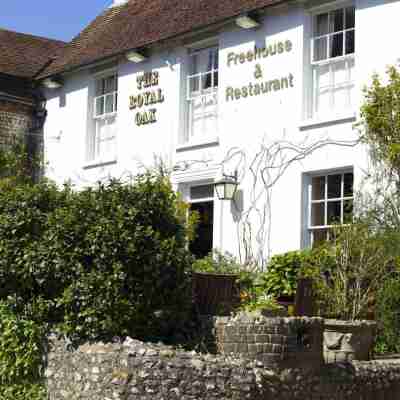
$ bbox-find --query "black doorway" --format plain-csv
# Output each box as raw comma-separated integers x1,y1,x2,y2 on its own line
189,201,214,259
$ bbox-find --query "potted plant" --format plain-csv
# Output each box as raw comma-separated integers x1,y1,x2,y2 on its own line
318,221,389,363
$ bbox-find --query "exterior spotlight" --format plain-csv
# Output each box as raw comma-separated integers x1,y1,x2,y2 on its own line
126,50,147,63
236,14,260,29
214,172,239,201
42,77,63,89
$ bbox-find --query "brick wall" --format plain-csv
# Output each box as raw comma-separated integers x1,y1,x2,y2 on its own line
216,315,324,370
0,99,34,146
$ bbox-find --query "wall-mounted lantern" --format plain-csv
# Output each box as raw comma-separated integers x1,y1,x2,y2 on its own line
126,49,147,63
42,77,63,89
214,173,239,201
235,14,260,30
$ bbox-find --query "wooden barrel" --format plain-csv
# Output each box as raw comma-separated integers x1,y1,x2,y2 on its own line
294,278,315,316
192,272,240,315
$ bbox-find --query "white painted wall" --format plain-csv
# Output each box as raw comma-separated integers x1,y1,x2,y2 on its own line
43,0,400,262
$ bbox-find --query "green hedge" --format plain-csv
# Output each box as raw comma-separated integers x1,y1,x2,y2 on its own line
375,273,400,354
0,174,193,342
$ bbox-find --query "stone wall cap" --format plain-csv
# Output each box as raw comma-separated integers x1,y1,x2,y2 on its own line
324,319,377,328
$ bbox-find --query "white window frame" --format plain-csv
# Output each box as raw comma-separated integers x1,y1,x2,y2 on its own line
306,169,354,246
185,46,219,145
309,3,355,120
86,71,118,165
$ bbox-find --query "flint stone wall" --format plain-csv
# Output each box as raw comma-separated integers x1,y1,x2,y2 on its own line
46,335,400,400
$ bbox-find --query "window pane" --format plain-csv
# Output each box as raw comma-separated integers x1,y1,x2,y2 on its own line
330,32,343,58
105,93,115,114
312,202,325,226
95,96,105,116
332,59,347,86
188,75,200,94
191,54,198,75
344,173,354,197
315,13,329,36
327,201,341,224
332,86,348,110
343,199,353,223
345,30,355,55
330,9,344,33
345,7,355,29
95,80,104,96
203,71,213,90
312,176,325,200
314,37,327,61
214,70,219,88
95,116,116,159
316,63,330,88
213,48,219,70
104,76,116,94
328,174,342,198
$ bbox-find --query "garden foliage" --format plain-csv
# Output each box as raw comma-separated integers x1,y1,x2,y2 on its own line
0,173,193,342
0,301,46,399
262,249,333,298
375,272,400,354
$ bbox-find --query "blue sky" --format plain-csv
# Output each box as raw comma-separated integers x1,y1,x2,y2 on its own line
0,0,112,42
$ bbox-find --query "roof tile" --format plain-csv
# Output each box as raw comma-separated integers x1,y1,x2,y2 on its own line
40,0,285,78
0,29,66,79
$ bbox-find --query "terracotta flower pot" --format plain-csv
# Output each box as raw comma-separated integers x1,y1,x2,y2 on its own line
323,319,377,363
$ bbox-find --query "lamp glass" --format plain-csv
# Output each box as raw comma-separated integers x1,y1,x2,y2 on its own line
126,51,146,63
236,15,260,29
225,181,237,199
215,182,226,200
214,178,238,200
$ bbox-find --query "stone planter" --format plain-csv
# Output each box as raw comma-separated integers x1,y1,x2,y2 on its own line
323,319,377,363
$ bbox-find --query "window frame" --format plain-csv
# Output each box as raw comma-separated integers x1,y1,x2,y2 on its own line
93,73,118,119
306,168,354,246
308,2,355,120
86,70,119,165
184,45,219,145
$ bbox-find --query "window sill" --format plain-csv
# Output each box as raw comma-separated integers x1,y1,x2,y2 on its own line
83,158,117,170
299,113,356,131
176,137,219,152
93,112,117,121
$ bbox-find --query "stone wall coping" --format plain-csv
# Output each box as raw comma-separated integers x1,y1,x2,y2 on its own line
324,319,377,328
217,313,324,325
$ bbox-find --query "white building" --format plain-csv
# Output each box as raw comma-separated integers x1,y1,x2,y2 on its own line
39,0,400,264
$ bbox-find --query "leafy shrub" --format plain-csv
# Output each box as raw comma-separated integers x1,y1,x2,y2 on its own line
0,301,46,400
375,273,400,354
0,174,193,342
0,301,44,384
262,248,333,298
239,294,285,314
0,384,46,400
192,250,241,274
318,222,390,321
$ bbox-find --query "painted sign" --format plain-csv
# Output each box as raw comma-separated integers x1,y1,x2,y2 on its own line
225,40,295,102
129,71,165,126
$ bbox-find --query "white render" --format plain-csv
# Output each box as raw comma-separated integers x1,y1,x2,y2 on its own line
42,0,400,264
